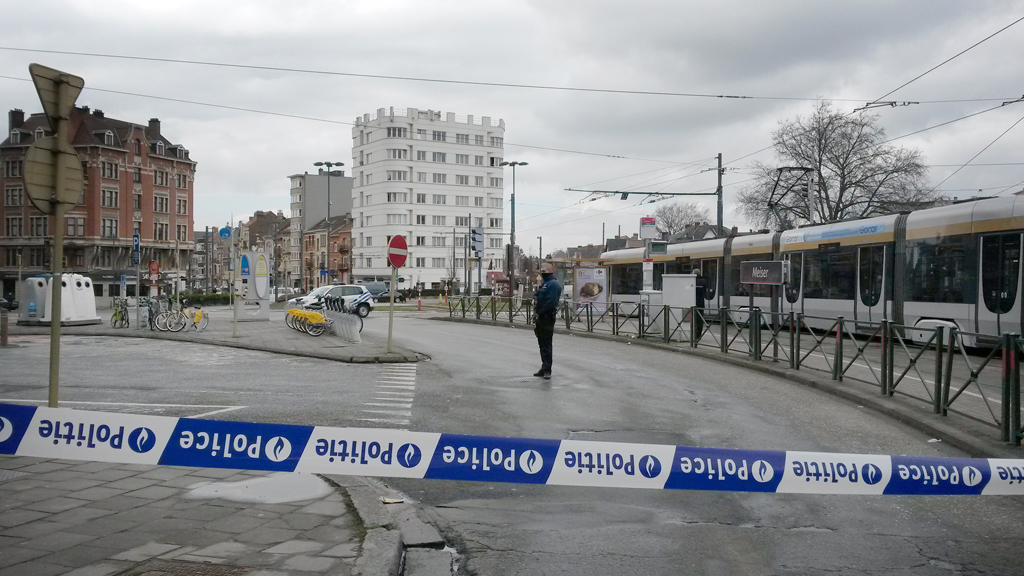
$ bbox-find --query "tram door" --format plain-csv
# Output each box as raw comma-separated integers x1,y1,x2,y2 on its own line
857,245,886,326
781,252,802,317
699,259,720,310
978,233,1022,337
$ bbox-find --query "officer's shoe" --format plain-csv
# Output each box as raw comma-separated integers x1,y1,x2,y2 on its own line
534,369,547,377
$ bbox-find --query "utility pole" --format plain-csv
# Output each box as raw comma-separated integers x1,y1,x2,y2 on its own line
716,153,724,235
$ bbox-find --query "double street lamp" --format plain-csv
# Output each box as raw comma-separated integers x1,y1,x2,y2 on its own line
499,160,527,295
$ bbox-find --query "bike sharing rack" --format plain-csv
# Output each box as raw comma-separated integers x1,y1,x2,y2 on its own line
236,250,270,322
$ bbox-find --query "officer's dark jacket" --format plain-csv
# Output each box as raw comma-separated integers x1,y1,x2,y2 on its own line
533,273,562,320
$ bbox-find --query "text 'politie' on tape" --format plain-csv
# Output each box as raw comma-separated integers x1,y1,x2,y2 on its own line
2,403,1023,496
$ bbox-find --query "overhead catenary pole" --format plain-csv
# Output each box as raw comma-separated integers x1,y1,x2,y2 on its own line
716,153,724,234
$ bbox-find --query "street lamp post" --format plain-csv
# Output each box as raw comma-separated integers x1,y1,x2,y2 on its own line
499,160,527,296
314,161,343,283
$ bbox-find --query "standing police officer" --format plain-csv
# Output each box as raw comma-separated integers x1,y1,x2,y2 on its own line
533,263,562,379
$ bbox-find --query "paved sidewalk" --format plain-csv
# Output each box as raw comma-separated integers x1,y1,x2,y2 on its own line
0,456,368,576
7,306,425,364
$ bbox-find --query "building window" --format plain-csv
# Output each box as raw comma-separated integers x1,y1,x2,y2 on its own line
134,221,140,236
104,131,114,146
133,167,141,183
101,161,118,179
366,257,373,267
474,155,484,166
432,152,446,163
177,224,188,241
417,129,427,140
387,148,407,159
490,218,502,228
416,193,427,204
101,218,118,238
433,174,447,184
4,159,23,178
490,177,503,188
432,131,446,142
365,236,373,247
455,236,466,248
365,153,372,163
365,173,373,185
154,196,169,213
475,135,484,146
134,140,141,155
416,215,426,225
386,127,407,138
456,154,469,164
416,236,427,246
416,150,427,162
29,247,46,267
177,198,188,215
417,172,427,182
387,192,408,203
475,217,484,227
432,194,446,204
490,137,503,147
490,237,502,248
154,222,168,241
491,157,504,166
456,175,469,186
491,197,503,208
432,215,446,226
101,189,118,208
365,215,372,226
386,214,408,225
134,193,142,210
455,258,465,268
456,134,469,144
176,148,185,160
155,171,169,187
432,236,446,247
4,186,23,206
5,217,23,237
386,170,407,181
474,196,484,206
455,216,470,227
415,257,426,267
9,130,20,144
456,196,469,206
432,257,445,268
176,173,188,188
66,217,83,237
156,141,165,155
30,216,47,237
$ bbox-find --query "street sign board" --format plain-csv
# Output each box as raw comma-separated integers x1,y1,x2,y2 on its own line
219,227,231,239
640,216,658,240
740,260,789,285
23,137,83,214
387,235,408,268
149,260,159,277
132,252,140,265
29,64,84,132
133,233,140,253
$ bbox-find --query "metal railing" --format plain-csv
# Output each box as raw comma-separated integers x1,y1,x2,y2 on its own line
446,296,1023,446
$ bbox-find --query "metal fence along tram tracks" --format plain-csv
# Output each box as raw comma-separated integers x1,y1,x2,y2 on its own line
447,296,1024,448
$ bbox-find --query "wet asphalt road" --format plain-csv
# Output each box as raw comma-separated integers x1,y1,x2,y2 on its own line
3,314,1023,575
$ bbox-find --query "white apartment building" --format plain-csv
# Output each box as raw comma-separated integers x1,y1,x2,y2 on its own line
351,107,506,291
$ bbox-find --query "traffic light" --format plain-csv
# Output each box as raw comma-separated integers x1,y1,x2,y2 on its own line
470,226,484,255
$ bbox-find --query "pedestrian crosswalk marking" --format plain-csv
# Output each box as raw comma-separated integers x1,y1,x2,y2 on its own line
360,364,418,428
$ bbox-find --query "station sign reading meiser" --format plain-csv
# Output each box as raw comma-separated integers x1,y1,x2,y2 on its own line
740,260,789,285
3,402,1024,496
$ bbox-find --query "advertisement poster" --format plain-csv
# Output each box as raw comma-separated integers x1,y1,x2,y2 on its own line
575,267,608,313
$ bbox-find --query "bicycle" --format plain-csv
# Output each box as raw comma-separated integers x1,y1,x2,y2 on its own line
109,297,130,328
179,301,209,332
154,295,180,331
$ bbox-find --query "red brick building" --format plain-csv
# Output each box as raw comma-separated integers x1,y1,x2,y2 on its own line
1,107,195,302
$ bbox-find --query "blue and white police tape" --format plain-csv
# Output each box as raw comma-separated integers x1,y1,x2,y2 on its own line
2,402,1023,496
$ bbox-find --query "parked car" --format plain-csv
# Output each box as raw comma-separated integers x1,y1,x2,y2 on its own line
289,284,375,317
0,296,16,311
357,281,389,297
375,290,406,304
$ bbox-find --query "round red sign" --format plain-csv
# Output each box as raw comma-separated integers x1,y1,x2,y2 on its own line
387,235,408,268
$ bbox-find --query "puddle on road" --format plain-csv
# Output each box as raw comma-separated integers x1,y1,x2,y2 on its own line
183,472,334,503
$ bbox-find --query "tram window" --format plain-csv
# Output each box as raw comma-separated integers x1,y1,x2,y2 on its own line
611,263,643,295
731,255,772,298
803,246,855,300
981,233,1020,314
700,259,717,300
784,253,802,304
905,235,975,304
859,245,884,307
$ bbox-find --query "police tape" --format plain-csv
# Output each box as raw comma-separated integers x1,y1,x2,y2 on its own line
2,402,1023,496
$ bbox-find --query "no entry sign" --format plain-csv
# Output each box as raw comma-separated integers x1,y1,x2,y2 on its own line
388,235,408,268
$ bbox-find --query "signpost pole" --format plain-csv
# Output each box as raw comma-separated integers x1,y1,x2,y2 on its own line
388,265,397,354
134,233,141,330
385,235,408,354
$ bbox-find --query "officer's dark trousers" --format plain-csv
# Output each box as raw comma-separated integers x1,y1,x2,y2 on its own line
534,318,555,373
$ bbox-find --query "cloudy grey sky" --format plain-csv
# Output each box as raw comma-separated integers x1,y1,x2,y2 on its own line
3,1,1023,255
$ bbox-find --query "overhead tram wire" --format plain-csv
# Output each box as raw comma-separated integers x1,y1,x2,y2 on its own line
928,113,1024,194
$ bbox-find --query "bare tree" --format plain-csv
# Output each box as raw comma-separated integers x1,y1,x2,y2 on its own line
654,201,711,236
737,101,936,229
